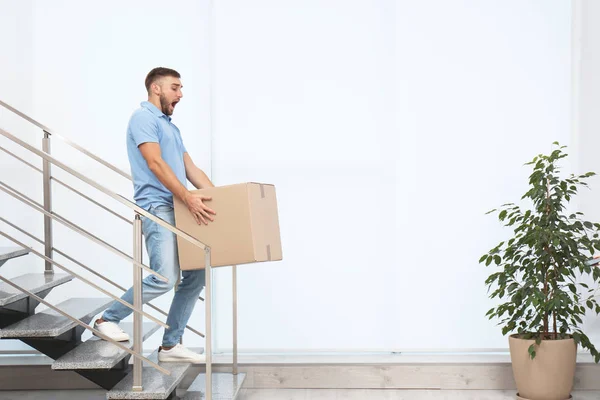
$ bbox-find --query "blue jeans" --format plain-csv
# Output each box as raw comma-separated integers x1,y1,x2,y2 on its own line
102,205,205,347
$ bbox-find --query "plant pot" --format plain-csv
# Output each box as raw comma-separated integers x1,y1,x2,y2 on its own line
509,334,577,400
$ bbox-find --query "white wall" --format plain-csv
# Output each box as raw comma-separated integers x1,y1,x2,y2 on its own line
212,0,573,352
0,0,37,251
573,0,600,342
0,0,44,352
391,0,573,350
0,0,212,351
0,0,579,354
576,0,600,216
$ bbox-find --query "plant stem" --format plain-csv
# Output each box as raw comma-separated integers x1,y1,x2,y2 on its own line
543,269,549,335
553,266,558,336
544,177,551,337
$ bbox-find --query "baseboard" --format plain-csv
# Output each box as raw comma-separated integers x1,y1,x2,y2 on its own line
193,364,600,390
2,354,600,391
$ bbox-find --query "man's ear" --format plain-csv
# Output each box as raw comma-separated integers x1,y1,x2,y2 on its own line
151,81,161,95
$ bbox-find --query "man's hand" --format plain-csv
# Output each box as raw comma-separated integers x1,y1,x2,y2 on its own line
184,193,216,225
137,144,216,225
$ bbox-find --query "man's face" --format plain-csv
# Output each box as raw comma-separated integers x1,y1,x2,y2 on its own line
155,76,183,116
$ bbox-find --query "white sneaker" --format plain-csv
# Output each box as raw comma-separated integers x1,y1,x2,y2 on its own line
158,344,205,363
93,320,130,342
96,341,123,359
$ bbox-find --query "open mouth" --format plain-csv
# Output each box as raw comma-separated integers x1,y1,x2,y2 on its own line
171,101,178,109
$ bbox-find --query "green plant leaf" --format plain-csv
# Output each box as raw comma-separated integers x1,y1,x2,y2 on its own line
528,344,536,360
568,284,577,294
481,143,600,363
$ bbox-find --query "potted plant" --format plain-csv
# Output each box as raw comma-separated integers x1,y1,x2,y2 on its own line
481,143,600,400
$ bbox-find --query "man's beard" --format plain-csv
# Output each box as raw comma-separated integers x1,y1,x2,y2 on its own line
159,94,173,116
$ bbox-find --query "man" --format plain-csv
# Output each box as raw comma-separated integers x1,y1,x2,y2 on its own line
93,67,215,363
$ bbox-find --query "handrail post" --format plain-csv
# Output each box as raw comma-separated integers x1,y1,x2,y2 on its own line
176,276,183,345
233,264,238,375
42,130,53,275
205,247,213,400
133,214,143,391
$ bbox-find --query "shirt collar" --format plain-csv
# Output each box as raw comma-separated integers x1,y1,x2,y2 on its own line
141,101,171,121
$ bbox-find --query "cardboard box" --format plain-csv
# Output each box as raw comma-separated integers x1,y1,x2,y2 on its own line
174,182,283,270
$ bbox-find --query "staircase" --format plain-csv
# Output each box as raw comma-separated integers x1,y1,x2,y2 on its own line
0,99,245,399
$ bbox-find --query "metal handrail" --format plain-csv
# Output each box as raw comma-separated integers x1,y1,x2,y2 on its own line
0,127,208,251
51,177,133,225
0,182,168,282
0,145,132,225
0,274,170,375
0,147,43,173
0,216,206,339
1,147,132,239
0,229,168,330
0,187,193,379
52,247,206,338
1,217,44,245
0,100,218,395
0,181,43,208
0,148,209,326
0,99,132,180
0,100,53,135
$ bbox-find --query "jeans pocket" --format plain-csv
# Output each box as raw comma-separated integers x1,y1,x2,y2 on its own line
151,204,176,226
154,204,174,213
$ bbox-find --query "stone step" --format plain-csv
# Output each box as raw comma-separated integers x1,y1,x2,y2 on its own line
107,350,193,399
53,322,161,370
0,247,29,267
0,297,111,338
0,273,72,307
183,373,246,400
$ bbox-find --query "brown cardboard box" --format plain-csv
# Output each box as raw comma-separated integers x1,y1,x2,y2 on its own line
174,182,283,270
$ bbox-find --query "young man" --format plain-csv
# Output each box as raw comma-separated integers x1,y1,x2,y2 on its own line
94,67,215,363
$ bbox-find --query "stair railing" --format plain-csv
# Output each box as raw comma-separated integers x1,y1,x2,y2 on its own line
0,99,237,398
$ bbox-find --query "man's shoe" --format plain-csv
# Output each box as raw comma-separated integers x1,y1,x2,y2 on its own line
158,344,205,363
93,320,130,342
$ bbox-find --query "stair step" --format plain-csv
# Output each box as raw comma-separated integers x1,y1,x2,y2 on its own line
53,322,161,370
107,350,192,399
183,373,246,400
0,273,72,307
0,297,111,338
0,247,29,265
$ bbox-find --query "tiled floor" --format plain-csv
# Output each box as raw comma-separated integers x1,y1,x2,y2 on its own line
1,390,600,400
235,390,600,400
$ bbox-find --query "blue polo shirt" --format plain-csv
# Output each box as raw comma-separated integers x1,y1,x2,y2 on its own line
126,101,188,210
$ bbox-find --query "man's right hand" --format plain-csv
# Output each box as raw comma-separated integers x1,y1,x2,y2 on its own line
184,192,216,225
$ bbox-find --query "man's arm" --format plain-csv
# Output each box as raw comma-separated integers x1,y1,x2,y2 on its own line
138,143,215,225
184,153,215,189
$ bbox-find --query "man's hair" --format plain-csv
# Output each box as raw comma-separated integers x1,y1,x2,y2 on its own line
145,67,181,92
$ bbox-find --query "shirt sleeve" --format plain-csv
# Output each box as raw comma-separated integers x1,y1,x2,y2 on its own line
181,138,188,154
129,111,159,147
174,125,187,154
